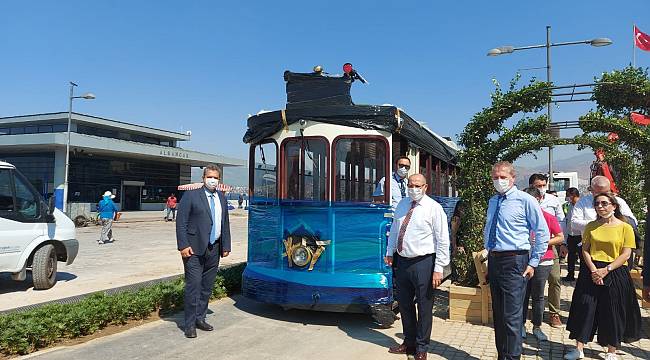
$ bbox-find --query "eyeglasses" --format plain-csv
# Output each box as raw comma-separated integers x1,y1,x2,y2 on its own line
408,184,425,188
595,201,611,208
398,164,411,170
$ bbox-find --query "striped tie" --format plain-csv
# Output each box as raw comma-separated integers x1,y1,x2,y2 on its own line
397,201,417,252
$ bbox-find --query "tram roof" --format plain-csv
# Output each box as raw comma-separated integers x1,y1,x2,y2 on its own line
243,71,458,164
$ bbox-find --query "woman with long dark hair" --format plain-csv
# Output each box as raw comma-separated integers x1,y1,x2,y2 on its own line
564,192,641,360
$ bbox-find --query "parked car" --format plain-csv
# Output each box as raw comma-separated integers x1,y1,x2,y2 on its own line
0,161,78,290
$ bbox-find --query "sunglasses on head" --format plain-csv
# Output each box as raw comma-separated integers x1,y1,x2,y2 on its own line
595,201,611,208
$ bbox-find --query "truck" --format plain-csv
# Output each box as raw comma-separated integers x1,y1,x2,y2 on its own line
550,171,579,200
0,161,78,289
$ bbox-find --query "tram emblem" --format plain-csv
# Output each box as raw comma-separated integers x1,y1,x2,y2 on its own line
282,222,330,271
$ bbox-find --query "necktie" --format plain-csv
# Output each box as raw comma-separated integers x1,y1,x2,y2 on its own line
209,194,217,245
487,195,505,250
399,180,406,197
397,201,417,252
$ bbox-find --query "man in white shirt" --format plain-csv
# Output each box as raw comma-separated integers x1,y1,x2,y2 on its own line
570,176,637,235
562,187,582,281
528,173,566,328
384,174,450,360
373,156,411,210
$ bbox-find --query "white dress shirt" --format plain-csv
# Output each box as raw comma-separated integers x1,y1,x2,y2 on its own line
204,188,222,241
540,193,565,234
565,203,581,236
570,193,637,235
373,172,407,210
386,195,450,273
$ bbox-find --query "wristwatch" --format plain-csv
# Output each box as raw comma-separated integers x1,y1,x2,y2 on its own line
606,265,613,272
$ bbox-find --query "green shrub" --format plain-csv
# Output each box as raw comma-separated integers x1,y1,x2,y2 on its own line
0,263,245,355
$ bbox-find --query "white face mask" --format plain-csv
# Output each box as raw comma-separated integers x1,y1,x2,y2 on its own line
493,179,511,194
205,178,219,190
397,166,409,178
408,187,424,202
601,211,614,219
539,185,548,193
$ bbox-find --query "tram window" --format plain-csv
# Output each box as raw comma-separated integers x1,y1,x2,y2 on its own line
250,142,278,200
282,137,328,201
334,137,387,203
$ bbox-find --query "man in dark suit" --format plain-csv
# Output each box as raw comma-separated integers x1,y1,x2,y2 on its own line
176,165,231,338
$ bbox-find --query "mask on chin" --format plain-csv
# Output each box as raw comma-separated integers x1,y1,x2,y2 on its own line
205,178,219,190
493,179,511,194
601,211,614,219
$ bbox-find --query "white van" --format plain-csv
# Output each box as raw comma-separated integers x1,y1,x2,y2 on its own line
0,161,78,289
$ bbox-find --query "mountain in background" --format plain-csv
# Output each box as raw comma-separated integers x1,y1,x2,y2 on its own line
514,152,594,188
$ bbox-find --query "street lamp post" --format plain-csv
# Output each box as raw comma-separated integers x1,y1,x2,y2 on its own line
62,82,95,213
488,26,612,190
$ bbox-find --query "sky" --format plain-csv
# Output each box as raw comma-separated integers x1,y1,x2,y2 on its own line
1,0,649,170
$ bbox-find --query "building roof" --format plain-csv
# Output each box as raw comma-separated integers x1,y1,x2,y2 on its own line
0,112,190,141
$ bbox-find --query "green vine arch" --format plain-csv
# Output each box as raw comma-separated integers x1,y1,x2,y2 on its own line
454,66,650,286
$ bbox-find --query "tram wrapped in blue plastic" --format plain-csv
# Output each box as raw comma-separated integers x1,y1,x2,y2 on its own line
242,65,459,326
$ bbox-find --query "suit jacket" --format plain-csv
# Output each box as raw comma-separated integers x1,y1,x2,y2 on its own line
176,187,231,257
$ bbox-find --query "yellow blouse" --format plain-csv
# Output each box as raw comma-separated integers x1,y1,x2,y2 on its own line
583,221,636,263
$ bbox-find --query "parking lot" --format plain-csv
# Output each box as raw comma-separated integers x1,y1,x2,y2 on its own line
0,212,248,311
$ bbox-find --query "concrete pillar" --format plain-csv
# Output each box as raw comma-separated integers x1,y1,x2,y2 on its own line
53,148,66,210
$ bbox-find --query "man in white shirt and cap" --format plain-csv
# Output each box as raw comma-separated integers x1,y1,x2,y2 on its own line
384,174,450,360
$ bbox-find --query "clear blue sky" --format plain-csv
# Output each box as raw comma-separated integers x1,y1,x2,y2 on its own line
1,1,648,167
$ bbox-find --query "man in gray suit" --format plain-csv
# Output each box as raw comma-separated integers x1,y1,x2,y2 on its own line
176,165,231,338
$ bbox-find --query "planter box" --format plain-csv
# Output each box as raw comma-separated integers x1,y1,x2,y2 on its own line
449,284,493,325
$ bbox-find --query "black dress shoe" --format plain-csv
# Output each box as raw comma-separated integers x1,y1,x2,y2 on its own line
195,320,214,331
388,343,415,355
184,327,197,338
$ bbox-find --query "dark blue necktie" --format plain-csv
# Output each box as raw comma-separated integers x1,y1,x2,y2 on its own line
209,194,216,245
487,195,505,250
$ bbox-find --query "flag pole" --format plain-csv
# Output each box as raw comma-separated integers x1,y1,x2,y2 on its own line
633,23,636,68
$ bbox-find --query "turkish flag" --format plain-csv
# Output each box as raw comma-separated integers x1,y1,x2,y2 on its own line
635,26,650,51
631,112,650,126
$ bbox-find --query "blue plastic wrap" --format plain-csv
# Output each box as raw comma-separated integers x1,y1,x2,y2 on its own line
243,196,458,312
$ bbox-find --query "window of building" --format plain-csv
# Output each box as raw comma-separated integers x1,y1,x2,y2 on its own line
0,128,9,135
250,141,277,202
0,169,14,212
282,137,328,201
24,126,38,134
334,137,387,203
10,127,24,135
38,125,54,133
0,153,55,199
52,124,67,132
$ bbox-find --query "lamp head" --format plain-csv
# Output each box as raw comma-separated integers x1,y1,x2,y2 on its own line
81,93,96,100
487,46,514,56
589,38,613,47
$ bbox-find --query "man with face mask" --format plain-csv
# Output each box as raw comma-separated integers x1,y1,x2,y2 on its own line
373,156,411,209
485,161,549,360
384,174,449,360
176,165,231,338
528,173,566,328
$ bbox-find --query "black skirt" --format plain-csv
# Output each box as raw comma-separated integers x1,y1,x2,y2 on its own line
566,261,642,347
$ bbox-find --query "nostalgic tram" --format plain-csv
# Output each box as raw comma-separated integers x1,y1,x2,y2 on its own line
242,65,459,326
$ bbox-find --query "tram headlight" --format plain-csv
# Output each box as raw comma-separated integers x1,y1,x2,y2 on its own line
291,245,312,267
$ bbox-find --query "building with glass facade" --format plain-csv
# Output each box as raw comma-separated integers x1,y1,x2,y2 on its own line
0,112,245,211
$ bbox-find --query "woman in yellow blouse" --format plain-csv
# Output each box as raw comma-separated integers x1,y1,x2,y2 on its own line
565,193,641,360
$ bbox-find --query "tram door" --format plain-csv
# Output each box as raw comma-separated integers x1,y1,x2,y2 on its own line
248,142,279,268
332,137,392,274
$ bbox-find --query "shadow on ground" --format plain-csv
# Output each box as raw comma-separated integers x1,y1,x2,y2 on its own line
0,272,77,294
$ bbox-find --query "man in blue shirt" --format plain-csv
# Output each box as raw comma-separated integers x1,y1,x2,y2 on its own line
485,161,549,360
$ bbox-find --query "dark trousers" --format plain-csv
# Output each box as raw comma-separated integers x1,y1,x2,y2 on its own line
183,242,220,330
523,264,552,326
489,252,529,360
566,235,582,279
395,253,435,354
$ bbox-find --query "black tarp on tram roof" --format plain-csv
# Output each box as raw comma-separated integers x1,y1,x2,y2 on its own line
243,71,457,164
